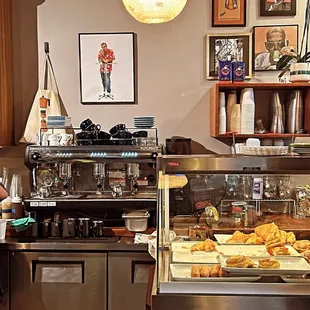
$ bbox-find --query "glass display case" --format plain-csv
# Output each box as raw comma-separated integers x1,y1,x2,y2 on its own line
153,155,310,310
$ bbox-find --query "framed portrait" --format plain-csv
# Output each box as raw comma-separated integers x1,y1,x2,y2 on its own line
253,25,298,71
78,32,136,105
212,0,246,27
260,0,296,16
206,33,252,80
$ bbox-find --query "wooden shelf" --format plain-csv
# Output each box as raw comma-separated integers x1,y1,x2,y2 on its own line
216,133,310,141
210,83,310,146
216,82,310,90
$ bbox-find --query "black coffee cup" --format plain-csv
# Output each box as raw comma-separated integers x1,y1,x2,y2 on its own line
87,124,101,131
80,118,93,131
109,124,126,135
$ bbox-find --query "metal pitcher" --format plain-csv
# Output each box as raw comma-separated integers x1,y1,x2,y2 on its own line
286,90,304,134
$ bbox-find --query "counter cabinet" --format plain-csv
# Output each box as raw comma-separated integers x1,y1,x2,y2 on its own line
153,154,310,310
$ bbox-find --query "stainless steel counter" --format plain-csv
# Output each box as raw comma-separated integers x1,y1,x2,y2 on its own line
0,238,148,251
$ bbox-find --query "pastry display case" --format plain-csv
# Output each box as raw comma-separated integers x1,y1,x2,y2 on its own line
153,155,310,310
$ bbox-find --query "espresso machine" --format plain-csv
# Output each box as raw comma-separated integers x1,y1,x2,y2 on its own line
24,144,162,211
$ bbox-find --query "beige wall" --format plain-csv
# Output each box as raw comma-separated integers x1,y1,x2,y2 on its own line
0,0,307,186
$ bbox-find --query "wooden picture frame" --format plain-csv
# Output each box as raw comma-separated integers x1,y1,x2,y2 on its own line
212,0,246,27
253,24,299,71
260,0,296,16
79,32,137,105
206,33,252,80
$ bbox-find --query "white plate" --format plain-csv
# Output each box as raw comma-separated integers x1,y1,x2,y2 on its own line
170,264,262,282
216,245,269,257
214,234,236,244
171,241,218,252
280,275,310,283
220,256,310,275
172,252,219,264
216,245,301,257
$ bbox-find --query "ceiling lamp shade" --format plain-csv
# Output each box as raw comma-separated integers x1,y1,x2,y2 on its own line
122,0,187,24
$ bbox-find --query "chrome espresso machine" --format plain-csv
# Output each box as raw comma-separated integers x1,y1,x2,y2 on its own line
24,144,161,212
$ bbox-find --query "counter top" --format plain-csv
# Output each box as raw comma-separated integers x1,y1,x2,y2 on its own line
0,237,149,252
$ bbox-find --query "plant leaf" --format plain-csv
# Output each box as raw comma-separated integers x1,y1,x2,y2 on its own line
276,55,296,70
278,64,291,78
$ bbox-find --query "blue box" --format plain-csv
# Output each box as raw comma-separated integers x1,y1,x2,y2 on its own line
233,62,246,82
218,61,232,82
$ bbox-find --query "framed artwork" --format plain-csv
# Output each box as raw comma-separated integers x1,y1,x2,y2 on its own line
78,32,136,105
206,33,252,80
253,25,298,71
212,0,246,27
260,0,296,16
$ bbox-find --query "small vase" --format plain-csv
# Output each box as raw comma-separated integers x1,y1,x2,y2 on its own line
290,63,310,83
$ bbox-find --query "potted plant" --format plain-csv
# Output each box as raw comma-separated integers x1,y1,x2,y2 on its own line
277,0,310,82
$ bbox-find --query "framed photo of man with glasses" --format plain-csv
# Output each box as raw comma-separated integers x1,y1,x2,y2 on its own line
253,25,298,71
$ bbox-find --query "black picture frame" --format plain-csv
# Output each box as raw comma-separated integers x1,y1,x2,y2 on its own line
212,0,247,27
260,0,296,16
206,32,252,80
253,24,299,72
78,32,137,105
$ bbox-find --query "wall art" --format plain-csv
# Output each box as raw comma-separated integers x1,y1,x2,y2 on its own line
79,32,136,105
206,33,252,79
212,0,246,27
253,24,298,71
260,0,296,16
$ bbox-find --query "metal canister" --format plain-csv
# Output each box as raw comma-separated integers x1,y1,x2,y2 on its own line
92,221,104,237
244,205,257,227
63,218,76,238
77,218,90,238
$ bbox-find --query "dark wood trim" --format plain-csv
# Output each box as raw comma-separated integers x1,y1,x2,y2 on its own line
0,0,14,146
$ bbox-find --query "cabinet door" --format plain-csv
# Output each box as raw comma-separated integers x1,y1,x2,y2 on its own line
10,252,107,310
108,252,154,310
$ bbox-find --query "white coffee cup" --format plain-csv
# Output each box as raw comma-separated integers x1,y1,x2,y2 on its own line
48,134,61,146
59,133,73,146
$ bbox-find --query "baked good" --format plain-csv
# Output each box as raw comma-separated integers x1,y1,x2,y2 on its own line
301,250,310,263
203,239,216,252
258,258,280,269
286,232,296,244
191,265,201,277
255,222,278,240
226,256,254,268
265,231,283,250
190,242,205,252
226,231,250,244
210,264,221,277
219,267,229,277
279,230,287,245
200,265,210,277
293,240,310,253
272,246,290,256
245,233,264,245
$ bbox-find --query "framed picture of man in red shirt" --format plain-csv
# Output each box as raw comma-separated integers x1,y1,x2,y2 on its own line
79,32,136,104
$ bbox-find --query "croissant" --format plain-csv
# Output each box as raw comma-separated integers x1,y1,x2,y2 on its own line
258,258,280,269
203,239,216,252
279,230,287,245
255,222,278,240
226,256,254,268
226,231,249,243
190,242,205,252
286,232,296,244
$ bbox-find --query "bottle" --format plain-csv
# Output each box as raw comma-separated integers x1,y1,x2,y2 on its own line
1,197,12,219
12,197,23,219
219,92,226,134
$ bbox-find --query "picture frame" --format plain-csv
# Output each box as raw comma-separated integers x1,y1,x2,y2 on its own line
260,0,296,16
212,0,246,27
206,33,252,80
253,24,298,71
78,32,137,105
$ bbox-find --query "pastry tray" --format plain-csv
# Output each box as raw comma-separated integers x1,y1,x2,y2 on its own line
171,241,217,252
216,245,300,257
220,256,310,275
280,275,310,283
170,264,262,282
214,234,241,244
172,251,219,264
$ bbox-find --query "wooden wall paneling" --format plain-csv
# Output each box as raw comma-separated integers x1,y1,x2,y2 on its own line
0,0,14,146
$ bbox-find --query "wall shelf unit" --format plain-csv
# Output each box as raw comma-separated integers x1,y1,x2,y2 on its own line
210,82,310,145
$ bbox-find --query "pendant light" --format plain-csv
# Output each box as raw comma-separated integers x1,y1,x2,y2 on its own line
122,0,187,24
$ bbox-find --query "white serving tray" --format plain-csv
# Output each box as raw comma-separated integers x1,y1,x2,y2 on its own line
281,275,310,283
172,251,219,264
220,256,310,276
171,241,217,252
214,234,238,244
216,245,300,257
170,264,261,282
